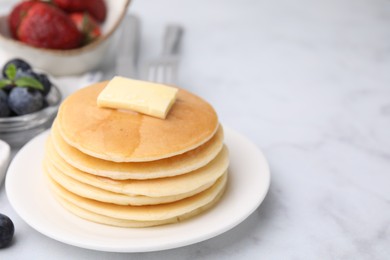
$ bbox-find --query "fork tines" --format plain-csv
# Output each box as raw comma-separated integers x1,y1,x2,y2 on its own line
147,59,178,84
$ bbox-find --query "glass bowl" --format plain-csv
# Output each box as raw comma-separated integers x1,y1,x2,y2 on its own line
0,85,61,148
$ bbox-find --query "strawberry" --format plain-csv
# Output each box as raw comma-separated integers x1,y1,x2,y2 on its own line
53,0,107,23
85,0,107,23
69,12,101,45
8,1,38,39
51,0,85,13
17,3,82,49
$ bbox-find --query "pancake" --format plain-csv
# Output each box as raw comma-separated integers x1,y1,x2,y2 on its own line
44,161,222,205
46,171,227,222
51,120,224,180
54,182,226,228
46,137,229,197
57,82,219,162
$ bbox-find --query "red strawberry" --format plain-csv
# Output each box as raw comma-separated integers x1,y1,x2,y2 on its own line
17,3,82,49
53,0,107,23
69,12,101,45
85,0,107,23
8,1,38,39
51,0,85,12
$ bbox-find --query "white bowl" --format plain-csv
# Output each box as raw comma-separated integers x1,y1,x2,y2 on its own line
0,0,131,76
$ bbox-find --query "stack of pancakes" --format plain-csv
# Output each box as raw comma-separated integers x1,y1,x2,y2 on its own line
43,82,229,227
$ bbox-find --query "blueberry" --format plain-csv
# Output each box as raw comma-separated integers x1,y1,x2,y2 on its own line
0,90,10,117
15,71,51,96
42,98,49,109
2,59,31,79
8,87,43,115
35,73,52,96
9,59,32,71
0,213,14,248
0,83,15,94
15,70,38,81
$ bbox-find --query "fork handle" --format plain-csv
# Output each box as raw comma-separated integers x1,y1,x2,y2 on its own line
162,25,184,56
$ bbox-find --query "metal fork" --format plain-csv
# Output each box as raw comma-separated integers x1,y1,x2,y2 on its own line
146,25,183,84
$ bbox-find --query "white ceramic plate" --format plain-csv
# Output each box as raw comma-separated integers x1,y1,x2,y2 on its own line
5,126,270,252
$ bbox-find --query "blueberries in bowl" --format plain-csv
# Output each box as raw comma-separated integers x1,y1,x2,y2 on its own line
15,70,52,97
0,58,54,117
0,213,14,248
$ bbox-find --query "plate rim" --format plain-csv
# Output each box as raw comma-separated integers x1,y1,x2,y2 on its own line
5,125,270,252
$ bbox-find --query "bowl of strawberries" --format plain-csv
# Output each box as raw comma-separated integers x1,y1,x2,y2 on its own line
0,0,131,76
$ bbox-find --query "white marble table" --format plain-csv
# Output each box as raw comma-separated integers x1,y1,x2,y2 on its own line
1,0,390,259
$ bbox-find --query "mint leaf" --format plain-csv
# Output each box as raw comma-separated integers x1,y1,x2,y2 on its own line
0,79,12,88
5,64,17,80
15,77,44,91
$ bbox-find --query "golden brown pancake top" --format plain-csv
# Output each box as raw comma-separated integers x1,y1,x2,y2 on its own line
57,82,219,162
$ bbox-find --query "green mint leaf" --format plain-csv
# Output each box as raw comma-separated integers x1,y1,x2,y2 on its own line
5,64,17,80
15,77,44,91
0,79,12,88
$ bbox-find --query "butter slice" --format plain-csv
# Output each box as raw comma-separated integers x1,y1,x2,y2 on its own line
97,76,178,119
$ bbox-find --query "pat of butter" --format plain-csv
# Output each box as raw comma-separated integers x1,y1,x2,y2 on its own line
97,76,178,119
